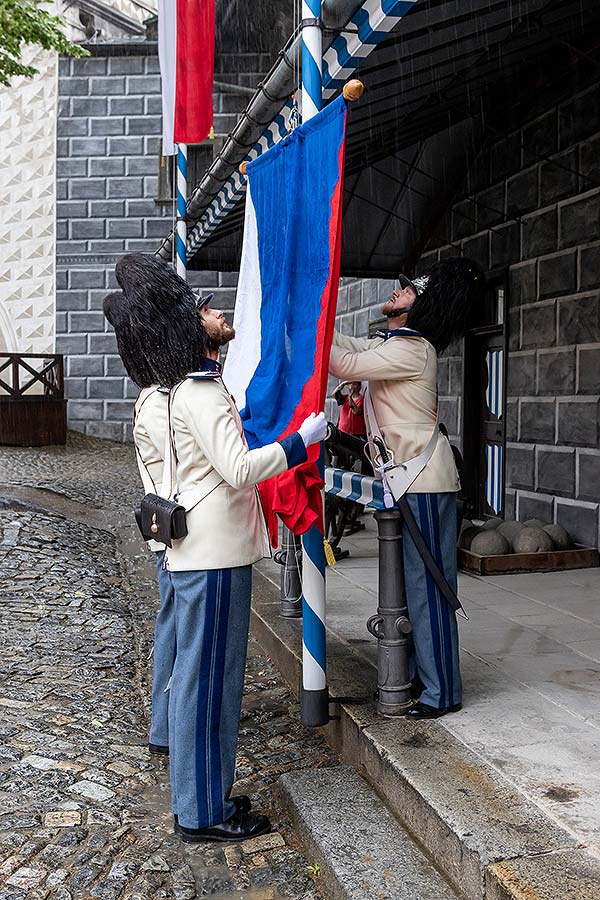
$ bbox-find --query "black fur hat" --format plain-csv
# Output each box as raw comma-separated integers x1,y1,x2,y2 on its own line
405,257,485,354
103,253,207,388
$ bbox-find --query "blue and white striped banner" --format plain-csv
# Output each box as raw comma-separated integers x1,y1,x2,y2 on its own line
176,143,187,278
185,0,418,258
324,467,387,509
485,348,504,514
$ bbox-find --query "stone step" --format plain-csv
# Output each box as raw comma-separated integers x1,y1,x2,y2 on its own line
279,765,462,900
252,564,600,900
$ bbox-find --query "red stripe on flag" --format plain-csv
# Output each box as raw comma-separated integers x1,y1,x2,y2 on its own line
174,0,215,144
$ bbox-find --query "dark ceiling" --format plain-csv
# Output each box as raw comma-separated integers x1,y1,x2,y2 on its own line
189,0,600,276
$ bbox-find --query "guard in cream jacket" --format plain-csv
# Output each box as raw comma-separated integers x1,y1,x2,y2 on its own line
132,385,175,755
329,258,484,720
164,364,297,571
164,359,326,841
330,329,460,494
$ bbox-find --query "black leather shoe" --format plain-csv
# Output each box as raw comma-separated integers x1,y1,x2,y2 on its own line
174,796,251,833
229,794,252,813
178,809,270,843
148,742,169,756
406,701,462,719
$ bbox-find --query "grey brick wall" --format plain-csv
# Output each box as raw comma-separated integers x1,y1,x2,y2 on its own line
56,47,259,441
412,79,600,546
331,80,600,545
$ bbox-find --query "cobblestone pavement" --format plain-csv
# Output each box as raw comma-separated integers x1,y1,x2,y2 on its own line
0,435,335,899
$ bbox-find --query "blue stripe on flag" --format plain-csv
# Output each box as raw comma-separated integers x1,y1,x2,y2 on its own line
239,95,347,447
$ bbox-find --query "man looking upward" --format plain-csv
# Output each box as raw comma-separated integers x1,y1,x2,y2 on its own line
329,260,483,719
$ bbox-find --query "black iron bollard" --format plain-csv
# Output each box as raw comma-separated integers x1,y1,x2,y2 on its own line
279,525,303,618
367,508,412,716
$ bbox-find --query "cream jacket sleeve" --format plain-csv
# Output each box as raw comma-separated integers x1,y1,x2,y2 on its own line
179,381,294,490
330,335,428,382
332,329,375,353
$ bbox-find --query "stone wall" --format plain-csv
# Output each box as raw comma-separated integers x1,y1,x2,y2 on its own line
56,46,257,440
418,79,600,547
337,81,600,547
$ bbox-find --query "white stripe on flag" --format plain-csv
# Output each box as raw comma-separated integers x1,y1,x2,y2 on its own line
158,0,177,156
222,181,262,408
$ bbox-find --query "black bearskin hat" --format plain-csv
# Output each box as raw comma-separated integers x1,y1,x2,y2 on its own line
405,257,485,355
103,253,207,388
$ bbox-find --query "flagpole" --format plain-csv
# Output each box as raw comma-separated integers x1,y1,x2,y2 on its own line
176,143,187,279
300,0,329,728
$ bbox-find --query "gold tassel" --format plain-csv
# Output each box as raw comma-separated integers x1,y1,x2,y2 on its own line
323,538,336,567
209,126,215,140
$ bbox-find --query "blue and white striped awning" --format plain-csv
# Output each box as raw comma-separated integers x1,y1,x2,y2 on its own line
186,0,418,257
324,466,387,509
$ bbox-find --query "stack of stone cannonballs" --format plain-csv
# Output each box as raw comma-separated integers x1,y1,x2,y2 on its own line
459,517,573,555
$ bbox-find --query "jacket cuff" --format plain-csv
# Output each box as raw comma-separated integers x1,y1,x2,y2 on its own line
279,432,308,468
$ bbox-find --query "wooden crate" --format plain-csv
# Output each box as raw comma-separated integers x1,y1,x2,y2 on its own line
458,545,600,576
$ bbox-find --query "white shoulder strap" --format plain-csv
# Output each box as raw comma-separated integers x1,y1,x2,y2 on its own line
364,386,439,501
161,385,180,500
163,383,225,509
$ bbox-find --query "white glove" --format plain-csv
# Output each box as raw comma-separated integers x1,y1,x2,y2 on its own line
298,412,327,448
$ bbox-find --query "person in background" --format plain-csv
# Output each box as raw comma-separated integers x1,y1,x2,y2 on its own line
334,381,366,438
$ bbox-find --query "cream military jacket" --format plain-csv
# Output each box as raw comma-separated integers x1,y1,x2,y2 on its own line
329,330,459,494
133,385,169,552
165,368,307,572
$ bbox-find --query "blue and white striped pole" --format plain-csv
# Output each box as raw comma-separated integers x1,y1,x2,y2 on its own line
300,1,329,728
301,0,323,121
176,143,187,279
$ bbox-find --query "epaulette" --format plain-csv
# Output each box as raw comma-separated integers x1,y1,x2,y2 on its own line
186,371,222,381
376,328,423,342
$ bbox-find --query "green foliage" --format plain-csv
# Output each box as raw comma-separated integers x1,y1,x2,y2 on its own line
0,0,89,87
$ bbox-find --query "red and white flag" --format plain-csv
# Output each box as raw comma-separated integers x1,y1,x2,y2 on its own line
158,0,215,155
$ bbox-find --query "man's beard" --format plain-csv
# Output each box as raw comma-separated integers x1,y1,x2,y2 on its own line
381,299,397,318
206,323,235,351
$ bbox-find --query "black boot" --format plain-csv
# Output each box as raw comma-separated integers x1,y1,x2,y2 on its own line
148,742,169,756
406,701,462,719
178,808,270,843
173,796,251,833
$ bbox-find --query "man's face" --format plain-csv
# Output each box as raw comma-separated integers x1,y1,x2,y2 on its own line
200,303,235,348
381,284,416,326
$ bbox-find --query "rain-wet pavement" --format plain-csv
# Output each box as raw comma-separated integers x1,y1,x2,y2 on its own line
0,434,334,899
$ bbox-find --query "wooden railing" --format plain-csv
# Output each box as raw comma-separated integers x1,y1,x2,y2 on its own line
0,354,66,446
0,354,64,399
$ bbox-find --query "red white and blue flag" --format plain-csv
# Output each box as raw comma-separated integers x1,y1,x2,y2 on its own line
223,95,347,543
158,0,215,155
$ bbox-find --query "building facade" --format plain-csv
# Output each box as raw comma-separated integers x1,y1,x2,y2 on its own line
334,77,600,548
0,0,157,358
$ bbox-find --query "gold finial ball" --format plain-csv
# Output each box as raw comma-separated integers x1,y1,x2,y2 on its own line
343,79,365,102
239,161,249,175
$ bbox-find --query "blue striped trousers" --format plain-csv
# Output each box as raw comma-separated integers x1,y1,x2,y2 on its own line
149,551,176,747
168,566,252,829
403,492,462,709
